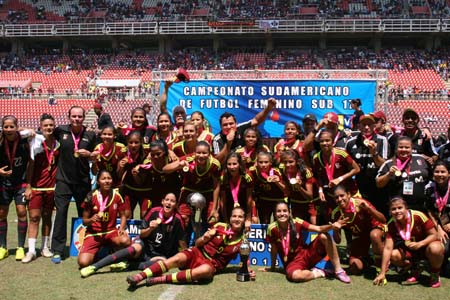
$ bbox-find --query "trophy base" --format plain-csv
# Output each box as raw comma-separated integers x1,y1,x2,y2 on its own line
236,272,250,282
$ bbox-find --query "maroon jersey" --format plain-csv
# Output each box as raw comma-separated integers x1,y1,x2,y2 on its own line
93,142,126,186
121,144,151,190
274,139,306,161
180,156,221,202
266,218,311,267
30,139,60,189
82,188,127,233
279,166,315,203
386,210,434,246
201,222,244,271
331,198,384,237
248,166,286,201
172,141,195,161
220,172,253,215
312,148,358,195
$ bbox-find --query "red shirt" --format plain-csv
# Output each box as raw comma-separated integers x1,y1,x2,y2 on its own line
82,188,127,233
30,140,60,189
180,156,221,197
386,210,434,246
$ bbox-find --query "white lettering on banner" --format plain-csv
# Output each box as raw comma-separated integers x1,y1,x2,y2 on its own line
179,99,192,108
184,86,254,96
311,99,334,109
116,223,140,235
247,227,266,239
250,241,267,252
199,98,240,108
248,99,303,109
260,85,350,97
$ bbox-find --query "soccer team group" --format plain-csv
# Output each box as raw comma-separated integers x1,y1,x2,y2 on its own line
1,82,450,289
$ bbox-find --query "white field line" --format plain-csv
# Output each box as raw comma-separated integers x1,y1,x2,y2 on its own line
157,285,185,300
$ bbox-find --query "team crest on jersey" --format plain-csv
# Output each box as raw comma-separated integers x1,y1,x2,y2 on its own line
335,163,341,169
418,139,422,146
63,134,68,140
417,160,422,166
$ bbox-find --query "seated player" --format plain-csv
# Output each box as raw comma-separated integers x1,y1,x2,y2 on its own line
80,193,187,277
126,207,255,287
262,202,351,283
77,170,131,268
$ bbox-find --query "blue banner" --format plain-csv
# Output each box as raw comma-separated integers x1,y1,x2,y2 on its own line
163,80,376,137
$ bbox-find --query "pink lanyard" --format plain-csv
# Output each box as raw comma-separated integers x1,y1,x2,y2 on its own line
435,181,450,213
127,149,138,164
395,210,411,241
97,190,109,213
158,208,174,224
4,134,19,169
229,176,242,207
340,198,358,224
396,157,411,175
243,146,255,159
71,128,83,153
287,171,300,185
216,226,235,240
260,168,274,181
99,143,114,159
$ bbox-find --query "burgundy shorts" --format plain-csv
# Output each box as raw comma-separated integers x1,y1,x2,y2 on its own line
29,190,55,211
285,238,326,279
179,247,215,272
79,230,119,255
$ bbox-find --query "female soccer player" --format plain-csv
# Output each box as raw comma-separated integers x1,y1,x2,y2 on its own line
22,114,59,263
220,152,254,226
263,202,351,283
273,121,305,164
90,126,126,187
373,197,443,288
249,151,286,224
152,113,178,149
118,131,151,218
425,160,450,274
190,111,213,145
117,107,156,145
331,185,386,274
235,127,269,170
312,129,360,219
163,141,221,235
279,149,316,224
172,120,198,160
126,206,254,287
79,193,186,277
77,169,131,268
0,115,29,261
376,136,430,212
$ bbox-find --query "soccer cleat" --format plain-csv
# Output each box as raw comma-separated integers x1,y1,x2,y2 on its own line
127,273,145,288
22,252,36,263
0,247,8,260
403,273,419,285
15,247,25,261
41,248,53,258
335,270,351,284
430,273,441,288
80,265,97,278
51,254,62,264
110,261,128,272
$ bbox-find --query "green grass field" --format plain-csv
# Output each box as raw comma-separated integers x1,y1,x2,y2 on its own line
1,202,449,300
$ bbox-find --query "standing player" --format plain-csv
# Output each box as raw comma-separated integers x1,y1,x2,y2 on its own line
77,170,131,268
273,121,305,163
22,114,60,263
262,202,351,283
331,185,386,275
373,197,443,288
80,193,186,277
126,206,254,287
0,115,30,260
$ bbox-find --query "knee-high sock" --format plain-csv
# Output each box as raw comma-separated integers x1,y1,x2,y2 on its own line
18,220,28,248
93,246,136,270
141,260,168,279
0,220,7,248
147,270,193,285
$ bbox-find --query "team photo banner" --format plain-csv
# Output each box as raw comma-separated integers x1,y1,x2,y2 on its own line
163,80,376,137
